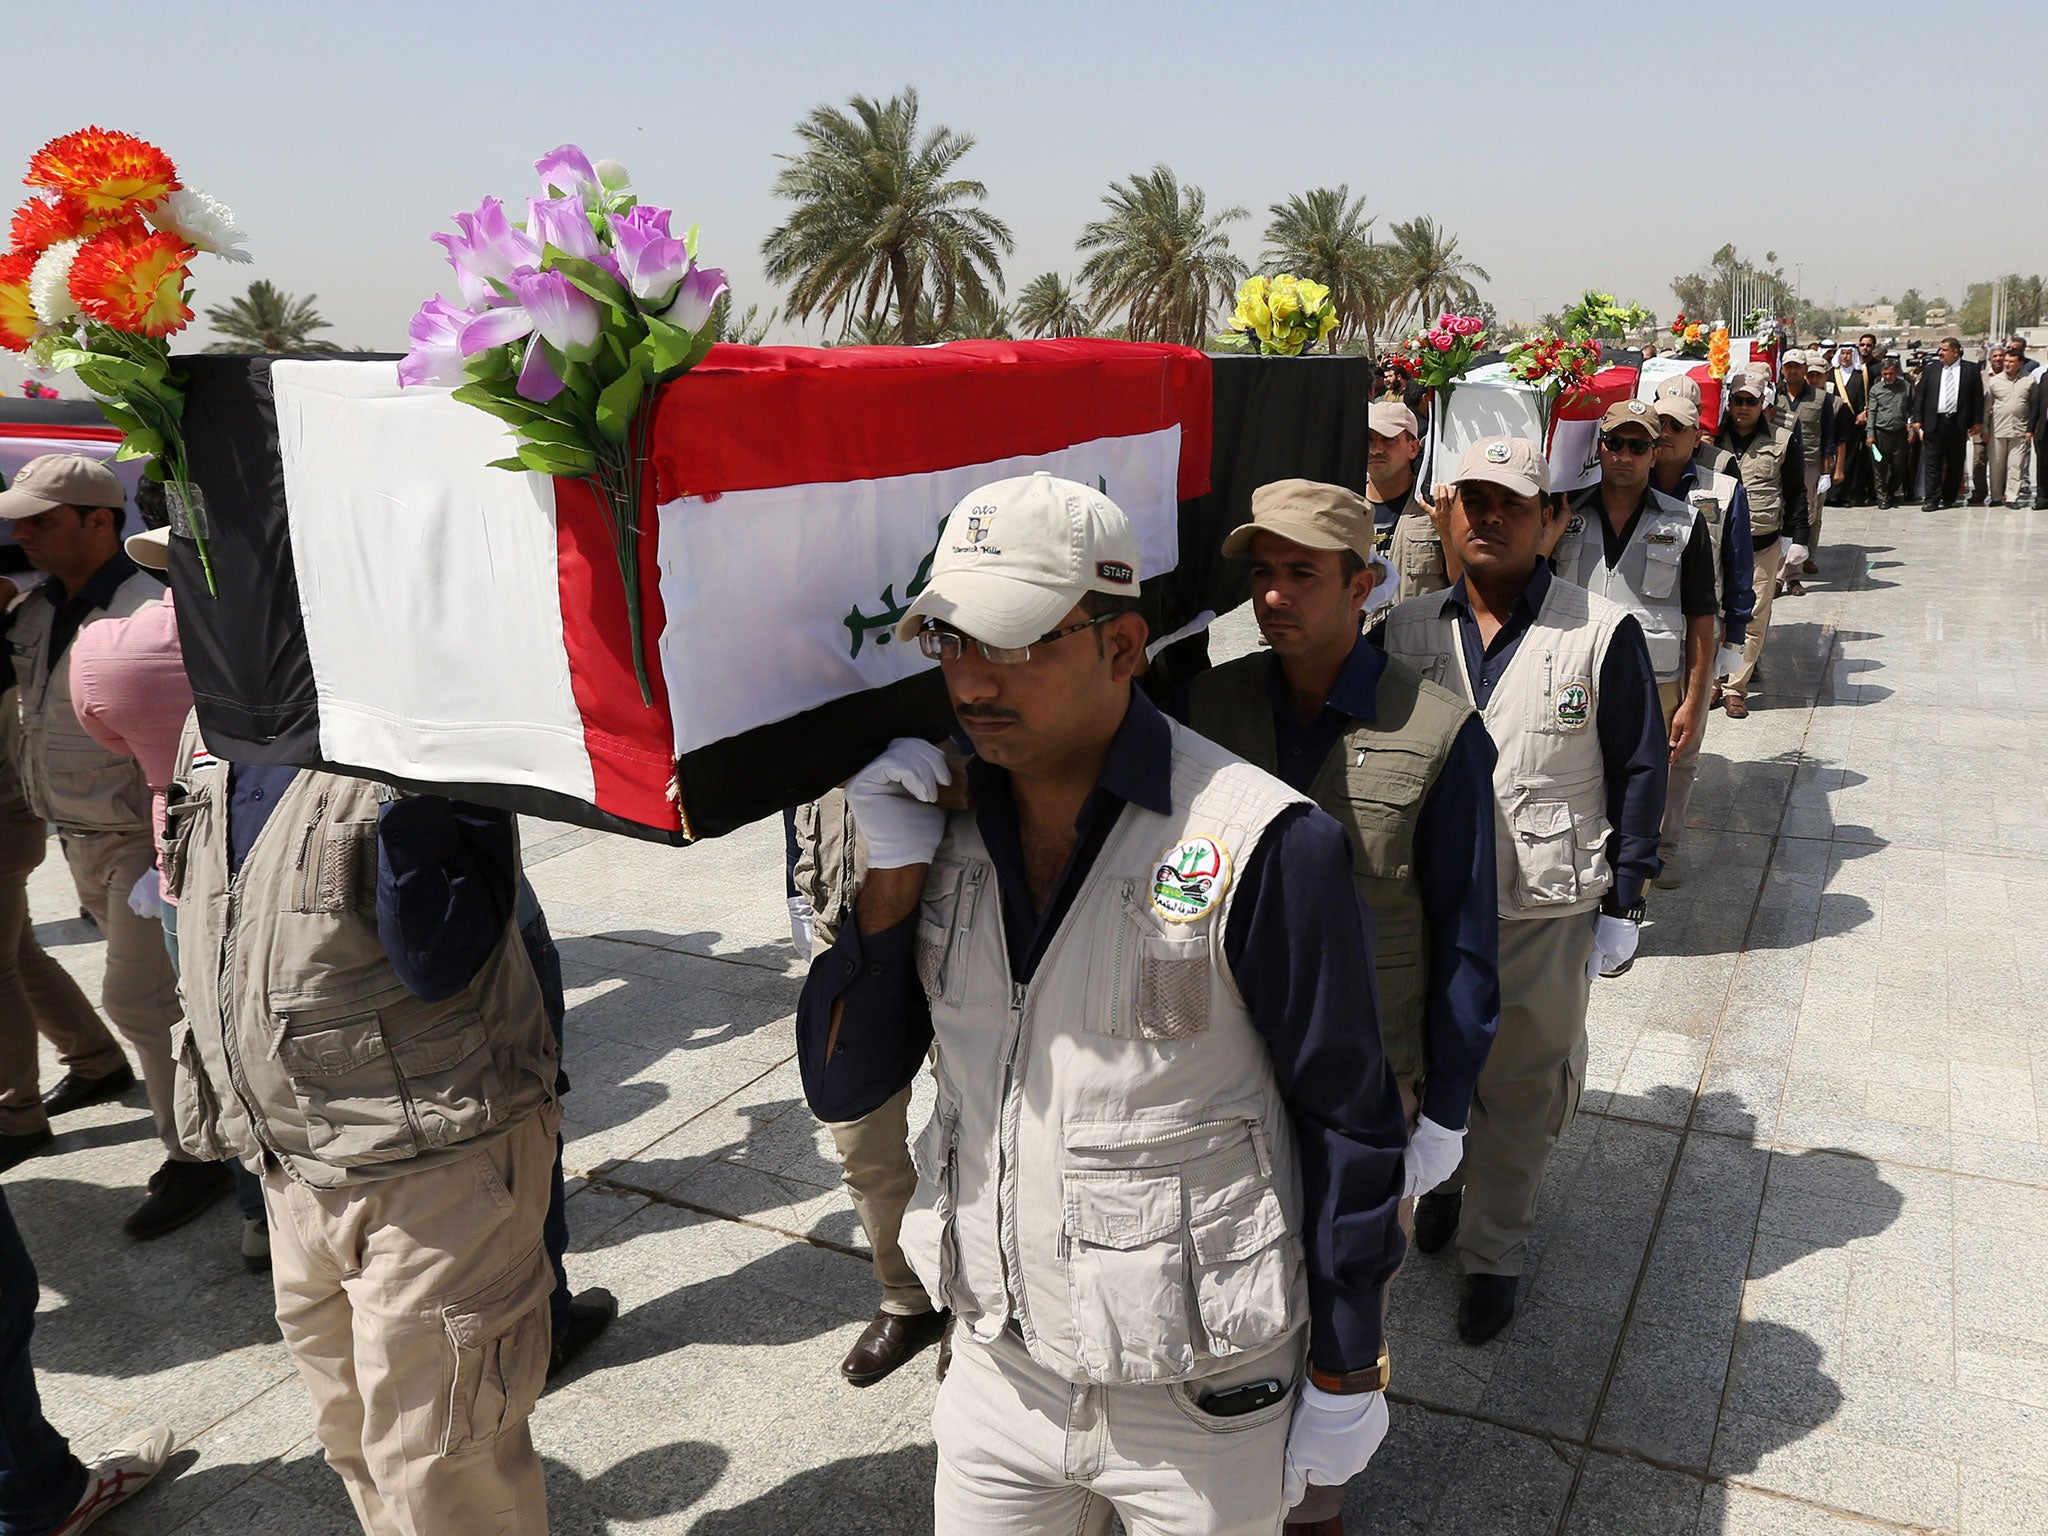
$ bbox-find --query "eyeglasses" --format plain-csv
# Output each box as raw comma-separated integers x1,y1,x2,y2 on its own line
1599,434,1656,455
1728,394,1761,406
916,613,1115,664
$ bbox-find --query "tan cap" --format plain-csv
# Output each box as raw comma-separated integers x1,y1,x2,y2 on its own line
1653,373,1702,406
895,472,1140,648
1653,392,1700,429
1726,366,1770,400
1367,401,1418,438
0,453,124,519
124,525,170,572
1220,479,1374,562
1453,437,1549,497
1781,348,1809,369
1599,397,1659,435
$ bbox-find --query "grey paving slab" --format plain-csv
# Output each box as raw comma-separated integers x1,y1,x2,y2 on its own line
18,506,2048,1532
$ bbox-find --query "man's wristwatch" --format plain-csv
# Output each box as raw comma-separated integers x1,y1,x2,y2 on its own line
1309,1348,1392,1395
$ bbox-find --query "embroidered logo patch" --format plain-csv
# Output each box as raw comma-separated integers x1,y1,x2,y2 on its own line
1554,681,1591,730
1151,835,1230,922
1564,513,1586,539
1483,441,1512,464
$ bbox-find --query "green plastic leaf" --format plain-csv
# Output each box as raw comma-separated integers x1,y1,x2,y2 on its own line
516,441,598,477
112,430,165,461
518,417,591,450
485,456,530,473
450,382,540,429
552,255,634,315
639,313,698,375
594,369,645,445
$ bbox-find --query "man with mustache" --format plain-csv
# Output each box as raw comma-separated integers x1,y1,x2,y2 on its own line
797,473,1408,1533
1378,439,1665,1345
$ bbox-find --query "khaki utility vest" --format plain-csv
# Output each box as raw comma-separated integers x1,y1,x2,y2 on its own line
1182,652,1472,1088
0,687,28,821
1552,488,1698,684
1381,580,1623,920
9,569,159,832
1719,423,1795,538
1377,493,1448,604
1775,386,1827,479
897,718,1310,1386
164,718,556,1189
1669,453,1741,610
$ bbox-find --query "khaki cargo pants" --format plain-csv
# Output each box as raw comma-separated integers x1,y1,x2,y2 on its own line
1448,914,1595,1276
1723,542,1779,703
826,1082,931,1316
935,1323,1301,1535
1657,678,1703,862
264,1109,558,1536
62,826,185,1158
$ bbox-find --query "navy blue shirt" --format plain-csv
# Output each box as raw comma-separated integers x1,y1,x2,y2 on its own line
1170,638,1499,1132
225,766,517,1001
1372,565,1666,913
797,689,1409,1376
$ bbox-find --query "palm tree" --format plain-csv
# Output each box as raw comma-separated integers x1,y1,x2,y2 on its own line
203,280,340,353
1262,185,1388,353
710,293,776,346
1076,166,1247,348
928,290,1012,341
1013,273,1095,339
1382,216,1491,332
761,87,1014,345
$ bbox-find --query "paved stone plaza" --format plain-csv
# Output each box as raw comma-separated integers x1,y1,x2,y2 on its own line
17,503,2048,1534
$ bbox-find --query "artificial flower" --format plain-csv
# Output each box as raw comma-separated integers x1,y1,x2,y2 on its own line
26,127,179,215
396,295,474,388
594,158,631,192
610,205,695,312
28,238,82,326
511,268,601,357
8,194,89,257
535,144,599,201
659,263,727,334
432,196,541,311
67,227,196,337
145,188,251,263
527,195,616,277
517,337,563,402
0,252,38,350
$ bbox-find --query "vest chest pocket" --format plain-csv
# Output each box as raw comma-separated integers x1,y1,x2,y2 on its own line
1094,884,1213,1041
1640,537,1682,601
914,860,981,1006
1341,754,1429,882
160,785,206,901
291,817,378,915
1399,530,1445,580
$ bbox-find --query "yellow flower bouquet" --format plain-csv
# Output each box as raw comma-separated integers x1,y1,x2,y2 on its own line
1218,273,1337,356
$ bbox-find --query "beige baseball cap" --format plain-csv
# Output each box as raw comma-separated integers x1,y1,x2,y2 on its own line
894,472,1140,649
1453,437,1550,498
1653,373,1702,406
1367,401,1418,438
1726,366,1770,401
1654,392,1701,429
1220,479,1374,563
125,525,170,571
1599,397,1659,435
1781,349,1809,369
0,453,125,518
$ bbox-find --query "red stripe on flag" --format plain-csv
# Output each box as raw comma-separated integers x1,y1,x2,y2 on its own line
552,475,683,833
0,421,124,441
647,339,1212,504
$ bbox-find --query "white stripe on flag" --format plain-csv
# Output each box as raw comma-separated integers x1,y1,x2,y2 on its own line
270,362,597,802
655,426,1182,756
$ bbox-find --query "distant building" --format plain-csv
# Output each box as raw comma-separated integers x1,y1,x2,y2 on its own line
1847,304,1897,327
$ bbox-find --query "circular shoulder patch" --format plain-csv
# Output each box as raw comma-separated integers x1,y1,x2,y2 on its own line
1483,441,1512,463
1151,835,1232,923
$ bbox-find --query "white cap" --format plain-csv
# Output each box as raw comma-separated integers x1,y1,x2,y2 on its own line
124,525,170,571
894,472,1141,649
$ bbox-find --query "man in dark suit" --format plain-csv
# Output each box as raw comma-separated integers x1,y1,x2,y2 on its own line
1837,336,1881,505
2031,358,2048,510
1908,337,1983,509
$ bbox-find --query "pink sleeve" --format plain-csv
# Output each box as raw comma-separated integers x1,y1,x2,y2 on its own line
69,631,137,760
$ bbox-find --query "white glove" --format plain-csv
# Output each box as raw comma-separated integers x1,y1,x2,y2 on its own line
1586,913,1640,979
844,738,952,870
1401,1115,1465,1200
1716,643,1744,678
1778,542,1810,581
1282,1385,1390,1507
1364,557,1399,616
786,894,815,961
1816,473,1832,497
128,867,163,920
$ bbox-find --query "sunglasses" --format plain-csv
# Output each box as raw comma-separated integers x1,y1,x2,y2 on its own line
1599,433,1656,455
916,613,1115,665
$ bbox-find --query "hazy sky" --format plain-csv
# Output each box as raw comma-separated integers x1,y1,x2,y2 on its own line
4,0,2043,378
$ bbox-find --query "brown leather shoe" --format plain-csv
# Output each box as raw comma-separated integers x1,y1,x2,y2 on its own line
840,1308,949,1387
1723,694,1750,719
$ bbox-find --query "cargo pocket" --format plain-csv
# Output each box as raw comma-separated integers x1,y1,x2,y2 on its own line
1186,1137,1294,1359
1062,1169,1194,1380
1572,811,1614,895
899,1096,960,1311
1641,539,1682,600
439,1246,553,1455
170,1022,232,1162
275,1007,417,1165
1509,798,1581,908
1135,933,1210,1041
159,788,203,900
390,1011,503,1150
294,817,377,914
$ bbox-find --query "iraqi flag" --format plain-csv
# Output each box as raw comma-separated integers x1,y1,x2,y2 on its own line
171,341,1215,841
